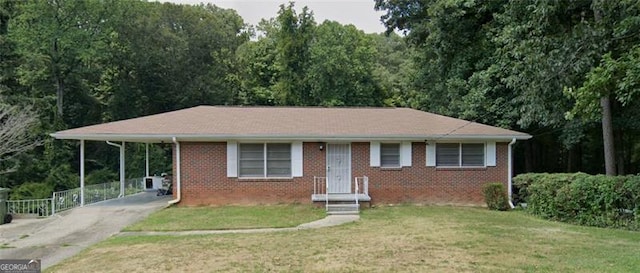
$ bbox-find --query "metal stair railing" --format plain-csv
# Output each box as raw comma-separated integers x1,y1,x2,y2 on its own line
325,177,329,212
354,177,359,207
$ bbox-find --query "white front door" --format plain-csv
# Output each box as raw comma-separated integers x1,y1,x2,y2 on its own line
326,143,351,193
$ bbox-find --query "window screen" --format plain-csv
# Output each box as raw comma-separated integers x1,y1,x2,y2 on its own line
380,143,400,167
239,144,264,177
266,143,291,177
436,143,459,166
462,143,484,166
239,143,291,178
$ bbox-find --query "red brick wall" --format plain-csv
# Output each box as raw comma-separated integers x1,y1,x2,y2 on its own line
174,142,325,206
352,142,508,205
172,141,509,206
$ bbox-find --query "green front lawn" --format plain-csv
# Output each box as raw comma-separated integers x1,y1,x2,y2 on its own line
124,204,325,231
50,206,640,272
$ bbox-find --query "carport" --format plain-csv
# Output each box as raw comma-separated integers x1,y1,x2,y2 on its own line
50,127,182,207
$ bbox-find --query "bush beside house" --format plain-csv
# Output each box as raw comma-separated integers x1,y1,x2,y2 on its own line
514,173,640,230
482,182,509,211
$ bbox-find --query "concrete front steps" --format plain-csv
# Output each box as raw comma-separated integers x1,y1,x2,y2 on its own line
326,203,360,215
312,193,370,215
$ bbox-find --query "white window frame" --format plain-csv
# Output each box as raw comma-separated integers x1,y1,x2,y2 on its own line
238,143,292,178
435,142,486,167
371,141,412,168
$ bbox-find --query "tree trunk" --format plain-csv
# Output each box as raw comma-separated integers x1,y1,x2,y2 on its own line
593,2,615,175
56,77,64,116
600,96,616,175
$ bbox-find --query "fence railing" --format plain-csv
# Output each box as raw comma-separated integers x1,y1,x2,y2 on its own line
86,182,120,204
52,187,80,214
313,176,327,195
124,177,146,195
6,177,146,218
6,199,53,217
313,176,369,196
355,176,369,196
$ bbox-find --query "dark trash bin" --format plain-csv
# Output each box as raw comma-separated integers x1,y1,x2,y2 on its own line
0,188,10,224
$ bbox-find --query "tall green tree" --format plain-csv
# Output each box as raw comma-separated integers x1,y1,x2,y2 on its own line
307,21,383,106
93,1,247,121
2,0,249,195
5,0,104,193
0,0,19,98
238,6,392,107
565,0,640,175
9,0,104,120
376,0,507,119
370,32,417,108
235,19,279,105
376,0,640,174
273,2,316,105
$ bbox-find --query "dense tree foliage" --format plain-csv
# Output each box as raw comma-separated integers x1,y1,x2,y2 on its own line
0,0,251,196
2,0,638,198
0,1,411,198
237,3,388,106
375,0,640,175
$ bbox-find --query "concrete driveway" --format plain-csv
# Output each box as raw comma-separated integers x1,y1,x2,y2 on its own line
0,192,170,269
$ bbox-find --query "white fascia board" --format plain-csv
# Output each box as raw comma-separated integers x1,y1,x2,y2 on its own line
50,134,172,143
420,135,532,141
50,133,532,143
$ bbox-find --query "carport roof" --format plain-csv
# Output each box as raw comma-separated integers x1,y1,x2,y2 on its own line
51,106,531,142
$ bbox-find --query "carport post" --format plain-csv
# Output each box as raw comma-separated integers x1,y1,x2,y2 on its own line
145,143,149,177
120,141,125,197
80,139,85,207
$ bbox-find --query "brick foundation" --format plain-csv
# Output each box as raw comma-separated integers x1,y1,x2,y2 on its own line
172,141,509,206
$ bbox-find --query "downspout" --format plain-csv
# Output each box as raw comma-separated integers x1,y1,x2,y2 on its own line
106,141,125,198
168,137,181,205
80,140,85,207
508,138,516,209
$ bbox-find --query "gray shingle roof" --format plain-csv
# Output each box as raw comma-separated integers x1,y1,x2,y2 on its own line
51,106,531,142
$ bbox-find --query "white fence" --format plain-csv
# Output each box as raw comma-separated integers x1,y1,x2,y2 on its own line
5,178,145,218
313,176,327,195
5,198,52,217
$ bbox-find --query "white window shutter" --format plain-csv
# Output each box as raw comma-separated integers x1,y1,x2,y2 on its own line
370,142,380,167
426,142,436,167
401,141,412,167
227,141,238,177
292,142,303,177
486,142,496,166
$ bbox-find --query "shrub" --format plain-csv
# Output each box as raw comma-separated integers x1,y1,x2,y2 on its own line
513,173,640,230
45,163,80,191
9,182,53,200
513,173,550,204
85,168,117,185
482,182,509,211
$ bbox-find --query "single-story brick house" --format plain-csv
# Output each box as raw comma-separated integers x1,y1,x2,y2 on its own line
52,106,530,209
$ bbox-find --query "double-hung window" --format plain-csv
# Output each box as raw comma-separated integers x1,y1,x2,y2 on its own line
436,143,484,167
380,143,401,167
239,143,291,177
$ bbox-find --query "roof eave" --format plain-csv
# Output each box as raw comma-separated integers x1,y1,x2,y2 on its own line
50,133,532,142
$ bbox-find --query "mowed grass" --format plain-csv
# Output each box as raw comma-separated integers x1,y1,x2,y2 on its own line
49,206,640,273
124,205,325,231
